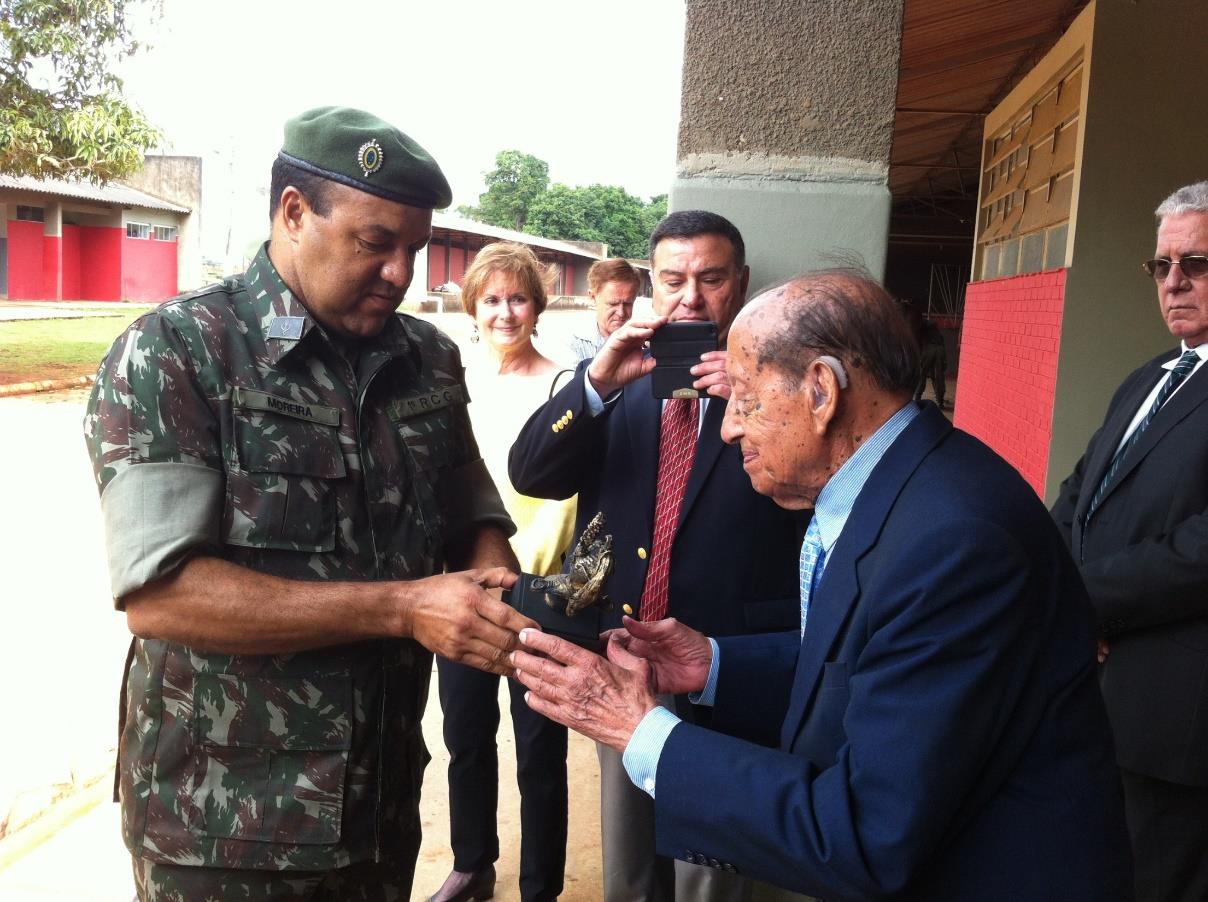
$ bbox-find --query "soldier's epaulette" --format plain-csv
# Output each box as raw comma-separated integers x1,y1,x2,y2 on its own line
399,311,457,350
157,276,246,312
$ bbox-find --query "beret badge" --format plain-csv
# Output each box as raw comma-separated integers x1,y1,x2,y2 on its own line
357,139,384,177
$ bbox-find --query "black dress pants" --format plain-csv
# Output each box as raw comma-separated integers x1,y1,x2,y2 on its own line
1121,768,1208,902
916,345,946,406
436,657,568,902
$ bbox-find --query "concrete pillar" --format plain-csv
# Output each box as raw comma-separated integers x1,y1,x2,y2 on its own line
42,201,63,300
672,0,903,290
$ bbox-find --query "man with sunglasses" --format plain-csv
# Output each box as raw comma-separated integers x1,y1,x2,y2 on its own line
1052,180,1208,902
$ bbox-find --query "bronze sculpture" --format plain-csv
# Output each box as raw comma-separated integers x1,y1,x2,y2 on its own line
539,511,614,617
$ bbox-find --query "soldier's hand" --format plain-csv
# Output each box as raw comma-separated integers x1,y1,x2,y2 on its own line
587,316,667,398
400,568,534,675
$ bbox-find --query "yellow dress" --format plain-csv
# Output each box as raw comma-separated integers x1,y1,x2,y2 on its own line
464,362,577,576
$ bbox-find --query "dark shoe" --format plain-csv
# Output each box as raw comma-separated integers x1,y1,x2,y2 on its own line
425,865,496,902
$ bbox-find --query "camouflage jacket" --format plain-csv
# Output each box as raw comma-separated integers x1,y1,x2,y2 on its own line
84,246,510,871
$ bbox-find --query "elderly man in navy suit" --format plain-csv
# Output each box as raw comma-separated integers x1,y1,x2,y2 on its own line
510,211,805,901
1052,180,1208,902
512,269,1133,901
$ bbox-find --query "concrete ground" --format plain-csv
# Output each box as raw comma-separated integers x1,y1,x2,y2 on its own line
0,667,603,902
0,308,608,901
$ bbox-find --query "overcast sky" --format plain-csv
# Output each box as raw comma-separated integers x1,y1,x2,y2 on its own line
116,0,686,262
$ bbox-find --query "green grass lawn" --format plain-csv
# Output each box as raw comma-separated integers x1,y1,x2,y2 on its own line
0,309,155,384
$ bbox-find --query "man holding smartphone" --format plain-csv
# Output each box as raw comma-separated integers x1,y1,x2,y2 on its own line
510,211,807,902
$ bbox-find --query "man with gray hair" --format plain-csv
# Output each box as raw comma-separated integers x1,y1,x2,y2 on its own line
1052,179,1208,902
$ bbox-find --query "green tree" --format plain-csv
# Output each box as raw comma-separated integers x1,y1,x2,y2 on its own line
458,149,550,231
640,193,668,253
0,0,161,182
527,183,659,259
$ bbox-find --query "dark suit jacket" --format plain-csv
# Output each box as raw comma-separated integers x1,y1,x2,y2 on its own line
1051,348,1208,786
508,360,802,639
654,405,1133,901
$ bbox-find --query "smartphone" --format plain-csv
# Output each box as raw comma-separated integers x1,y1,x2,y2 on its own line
648,321,719,399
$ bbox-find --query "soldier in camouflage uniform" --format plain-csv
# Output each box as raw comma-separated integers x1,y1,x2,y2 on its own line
84,107,536,901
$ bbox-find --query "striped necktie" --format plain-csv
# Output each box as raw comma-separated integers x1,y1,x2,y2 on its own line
799,517,826,635
640,398,699,621
1085,349,1200,524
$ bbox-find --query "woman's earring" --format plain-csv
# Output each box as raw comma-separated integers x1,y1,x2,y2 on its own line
532,326,538,338
470,324,480,344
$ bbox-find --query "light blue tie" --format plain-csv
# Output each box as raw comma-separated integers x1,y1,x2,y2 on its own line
1085,350,1200,524
799,518,826,635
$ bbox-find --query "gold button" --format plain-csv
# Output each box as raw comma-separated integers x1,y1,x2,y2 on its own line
551,423,560,433
566,409,573,418
623,603,634,616
637,547,647,559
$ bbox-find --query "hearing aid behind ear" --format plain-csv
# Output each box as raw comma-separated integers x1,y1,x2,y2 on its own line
815,355,849,389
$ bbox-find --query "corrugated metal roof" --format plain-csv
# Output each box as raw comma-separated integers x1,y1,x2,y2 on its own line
0,174,190,213
431,212,606,260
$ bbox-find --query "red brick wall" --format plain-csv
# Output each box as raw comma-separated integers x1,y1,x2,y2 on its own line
61,225,81,299
953,269,1066,497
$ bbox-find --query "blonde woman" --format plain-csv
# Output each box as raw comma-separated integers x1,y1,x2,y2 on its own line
427,243,575,902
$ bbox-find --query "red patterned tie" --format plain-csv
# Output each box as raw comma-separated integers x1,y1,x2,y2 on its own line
640,398,699,621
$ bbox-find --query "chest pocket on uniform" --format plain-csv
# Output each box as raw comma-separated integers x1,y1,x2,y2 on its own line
389,384,470,554
225,407,346,551
390,382,467,473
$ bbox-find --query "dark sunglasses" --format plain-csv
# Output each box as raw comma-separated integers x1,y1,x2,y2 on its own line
1142,255,1208,280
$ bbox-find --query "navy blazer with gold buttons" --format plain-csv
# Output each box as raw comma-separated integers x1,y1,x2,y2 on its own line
508,359,803,640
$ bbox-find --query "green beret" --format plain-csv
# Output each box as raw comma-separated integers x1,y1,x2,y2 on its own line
278,106,452,209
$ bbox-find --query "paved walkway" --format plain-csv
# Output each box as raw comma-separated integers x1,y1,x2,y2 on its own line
0,671,604,902
0,301,153,322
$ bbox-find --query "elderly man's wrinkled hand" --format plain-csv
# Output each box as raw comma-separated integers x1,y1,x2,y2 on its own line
402,568,532,676
511,628,658,752
604,616,713,695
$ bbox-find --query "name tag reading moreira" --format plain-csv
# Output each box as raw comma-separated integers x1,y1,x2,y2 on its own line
390,385,467,420
232,387,341,426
